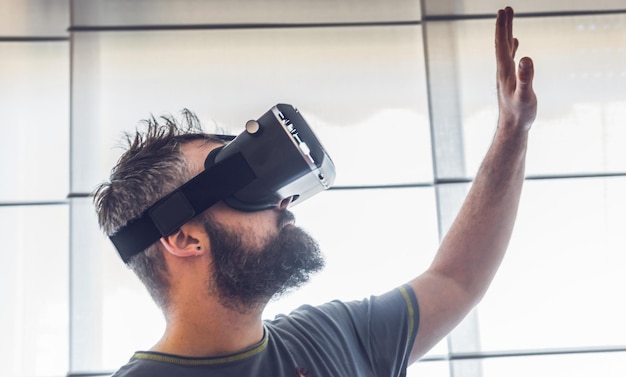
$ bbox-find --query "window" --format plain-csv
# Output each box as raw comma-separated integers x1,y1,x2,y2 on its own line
2,1,625,376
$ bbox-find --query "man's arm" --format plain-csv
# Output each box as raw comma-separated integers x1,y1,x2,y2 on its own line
408,6,537,362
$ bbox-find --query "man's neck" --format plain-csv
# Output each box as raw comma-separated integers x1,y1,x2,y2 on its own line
151,299,265,357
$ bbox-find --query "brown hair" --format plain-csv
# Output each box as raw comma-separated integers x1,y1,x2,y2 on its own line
93,110,225,310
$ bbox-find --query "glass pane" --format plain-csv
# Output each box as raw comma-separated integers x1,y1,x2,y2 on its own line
71,26,431,192
265,187,439,313
0,0,68,37
424,0,626,15
477,177,626,351
429,14,626,177
70,198,164,373
0,205,69,377
265,187,447,356
0,41,69,202
72,0,420,27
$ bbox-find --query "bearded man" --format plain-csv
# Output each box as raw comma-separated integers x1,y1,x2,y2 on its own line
94,7,537,376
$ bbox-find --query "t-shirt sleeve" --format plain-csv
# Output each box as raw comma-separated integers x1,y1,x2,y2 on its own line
279,284,420,377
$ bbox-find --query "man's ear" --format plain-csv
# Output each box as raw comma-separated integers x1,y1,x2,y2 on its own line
159,222,206,258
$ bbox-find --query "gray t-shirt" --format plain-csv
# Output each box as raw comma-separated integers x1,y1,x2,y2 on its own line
112,285,420,377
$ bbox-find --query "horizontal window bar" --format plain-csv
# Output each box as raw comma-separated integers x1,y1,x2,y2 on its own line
0,200,67,207
0,36,69,42
331,171,626,190
525,171,626,181
331,182,434,190
450,345,626,361
69,20,420,33
424,8,626,22
416,345,626,363
67,373,114,377
67,8,626,34
66,171,626,198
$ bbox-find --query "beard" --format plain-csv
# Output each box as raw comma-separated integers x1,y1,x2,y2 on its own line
202,210,325,313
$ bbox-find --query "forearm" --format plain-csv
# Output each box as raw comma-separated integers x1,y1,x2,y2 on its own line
430,123,528,304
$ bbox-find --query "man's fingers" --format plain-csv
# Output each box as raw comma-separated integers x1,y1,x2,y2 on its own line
517,57,534,87
495,9,508,57
495,7,515,63
505,7,514,45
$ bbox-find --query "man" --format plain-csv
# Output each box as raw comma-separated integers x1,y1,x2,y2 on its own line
95,6,536,376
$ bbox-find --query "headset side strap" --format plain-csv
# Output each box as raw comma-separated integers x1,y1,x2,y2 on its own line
109,152,255,263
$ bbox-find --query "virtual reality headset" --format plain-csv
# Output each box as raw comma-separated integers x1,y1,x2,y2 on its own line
110,104,336,263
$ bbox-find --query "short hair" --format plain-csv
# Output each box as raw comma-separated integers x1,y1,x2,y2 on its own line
93,110,225,310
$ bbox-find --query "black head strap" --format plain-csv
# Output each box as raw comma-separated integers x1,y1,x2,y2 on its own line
109,152,256,263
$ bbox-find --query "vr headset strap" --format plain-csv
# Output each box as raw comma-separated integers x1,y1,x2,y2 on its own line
110,152,256,263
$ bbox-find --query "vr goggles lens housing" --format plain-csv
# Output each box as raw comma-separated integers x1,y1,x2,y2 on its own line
208,104,335,211
109,104,335,263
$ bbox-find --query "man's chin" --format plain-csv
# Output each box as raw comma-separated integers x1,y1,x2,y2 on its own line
204,212,324,313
